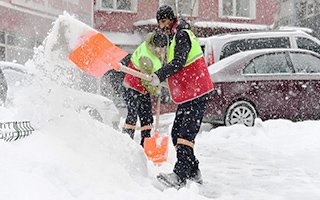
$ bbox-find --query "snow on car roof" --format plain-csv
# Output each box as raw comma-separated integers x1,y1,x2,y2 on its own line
0,61,37,74
0,62,29,73
195,21,270,31
279,26,313,33
199,29,310,42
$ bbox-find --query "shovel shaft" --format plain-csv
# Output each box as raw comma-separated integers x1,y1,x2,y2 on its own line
155,94,161,131
117,64,168,88
118,64,152,81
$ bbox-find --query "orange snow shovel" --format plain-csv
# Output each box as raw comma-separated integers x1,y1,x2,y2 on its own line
69,32,128,78
144,93,169,164
68,31,170,87
68,31,164,82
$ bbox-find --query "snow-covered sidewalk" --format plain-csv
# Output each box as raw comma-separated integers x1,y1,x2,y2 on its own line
1,13,320,200
1,98,320,200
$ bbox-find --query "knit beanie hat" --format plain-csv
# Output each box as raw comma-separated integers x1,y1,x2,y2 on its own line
152,31,168,48
156,5,175,22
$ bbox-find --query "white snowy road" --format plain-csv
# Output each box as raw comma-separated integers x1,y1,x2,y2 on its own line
1,14,320,200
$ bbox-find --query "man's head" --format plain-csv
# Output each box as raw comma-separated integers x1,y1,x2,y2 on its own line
147,31,168,58
156,5,176,34
152,30,168,48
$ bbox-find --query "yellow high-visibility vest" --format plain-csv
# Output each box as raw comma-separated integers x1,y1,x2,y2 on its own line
131,42,162,72
167,29,203,67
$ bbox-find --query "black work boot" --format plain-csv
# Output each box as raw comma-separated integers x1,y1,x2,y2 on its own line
156,172,187,190
140,129,151,147
189,169,203,184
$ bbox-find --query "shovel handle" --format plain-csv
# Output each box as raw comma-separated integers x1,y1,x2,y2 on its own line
116,64,168,88
117,64,152,81
155,93,161,131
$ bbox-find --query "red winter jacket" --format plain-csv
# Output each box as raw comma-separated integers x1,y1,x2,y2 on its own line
123,61,148,94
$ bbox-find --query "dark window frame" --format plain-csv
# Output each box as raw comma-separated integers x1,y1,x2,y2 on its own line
220,37,291,60
296,37,320,54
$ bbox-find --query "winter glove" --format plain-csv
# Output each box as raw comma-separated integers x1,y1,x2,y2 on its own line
149,73,160,86
141,79,160,96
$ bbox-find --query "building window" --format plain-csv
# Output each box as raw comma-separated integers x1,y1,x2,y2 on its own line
97,0,137,12
0,32,5,61
219,0,256,19
7,34,35,49
0,32,5,44
0,46,5,61
297,1,315,18
307,2,315,16
160,0,198,17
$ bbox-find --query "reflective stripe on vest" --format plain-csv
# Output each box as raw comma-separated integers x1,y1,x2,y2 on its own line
167,29,203,67
131,42,162,72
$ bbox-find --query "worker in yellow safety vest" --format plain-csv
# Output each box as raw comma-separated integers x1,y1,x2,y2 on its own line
122,31,167,147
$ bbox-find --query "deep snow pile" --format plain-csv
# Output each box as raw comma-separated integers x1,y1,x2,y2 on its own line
1,13,320,200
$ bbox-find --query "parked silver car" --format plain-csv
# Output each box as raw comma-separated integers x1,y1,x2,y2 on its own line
199,30,320,66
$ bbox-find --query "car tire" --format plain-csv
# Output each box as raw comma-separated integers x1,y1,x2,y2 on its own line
225,100,257,127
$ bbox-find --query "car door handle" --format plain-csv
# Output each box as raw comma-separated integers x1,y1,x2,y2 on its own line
251,82,259,89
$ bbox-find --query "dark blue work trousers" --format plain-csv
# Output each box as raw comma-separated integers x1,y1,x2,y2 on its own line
123,88,153,139
172,93,210,180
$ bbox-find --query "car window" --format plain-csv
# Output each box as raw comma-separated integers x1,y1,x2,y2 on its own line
220,37,290,60
296,37,320,54
220,39,245,60
290,52,320,73
246,37,290,49
243,52,291,74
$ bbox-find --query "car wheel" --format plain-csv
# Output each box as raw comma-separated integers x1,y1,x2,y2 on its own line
225,101,257,127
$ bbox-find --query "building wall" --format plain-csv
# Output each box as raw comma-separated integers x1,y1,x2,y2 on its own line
198,0,278,25
0,0,93,63
95,0,278,35
135,0,159,20
94,0,280,49
95,11,134,33
94,0,160,33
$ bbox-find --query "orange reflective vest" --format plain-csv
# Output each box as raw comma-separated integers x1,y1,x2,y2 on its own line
167,29,213,104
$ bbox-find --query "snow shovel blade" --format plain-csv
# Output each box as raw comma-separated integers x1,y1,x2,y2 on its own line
0,121,35,142
144,130,169,164
69,32,128,78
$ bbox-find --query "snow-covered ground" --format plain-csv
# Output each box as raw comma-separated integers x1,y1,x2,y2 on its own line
1,14,320,200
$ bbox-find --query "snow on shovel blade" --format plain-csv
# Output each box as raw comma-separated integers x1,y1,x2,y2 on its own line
0,121,35,142
144,130,169,164
69,32,128,78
